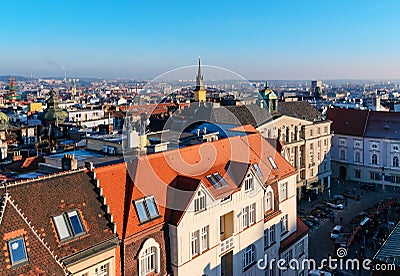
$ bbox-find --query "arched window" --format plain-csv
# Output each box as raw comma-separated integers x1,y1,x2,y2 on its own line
340,150,346,160
243,245,256,269
355,152,361,163
265,191,273,211
393,156,399,167
139,239,160,276
372,154,378,165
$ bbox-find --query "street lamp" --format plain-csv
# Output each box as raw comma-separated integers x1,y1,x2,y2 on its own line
381,167,385,192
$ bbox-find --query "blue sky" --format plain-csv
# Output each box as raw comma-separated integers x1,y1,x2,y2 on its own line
1,0,400,79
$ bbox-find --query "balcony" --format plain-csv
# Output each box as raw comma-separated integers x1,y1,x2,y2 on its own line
220,236,234,255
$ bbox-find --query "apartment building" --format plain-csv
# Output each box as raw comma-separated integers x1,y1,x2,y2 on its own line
96,131,308,275
257,101,332,199
328,108,400,188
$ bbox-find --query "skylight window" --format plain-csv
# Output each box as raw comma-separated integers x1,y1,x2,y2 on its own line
268,157,278,170
207,173,229,190
53,210,86,241
8,237,28,266
213,173,229,187
253,163,263,178
134,196,160,223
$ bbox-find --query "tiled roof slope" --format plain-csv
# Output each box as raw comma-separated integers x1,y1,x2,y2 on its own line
96,132,296,236
327,108,369,137
0,194,66,275
0,171,117,270
278,101,323,121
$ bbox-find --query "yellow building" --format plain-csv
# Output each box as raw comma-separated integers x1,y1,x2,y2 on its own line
29,102,43,112
194,58,207,102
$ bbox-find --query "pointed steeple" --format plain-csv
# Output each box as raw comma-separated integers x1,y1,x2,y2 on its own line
195,57,205,90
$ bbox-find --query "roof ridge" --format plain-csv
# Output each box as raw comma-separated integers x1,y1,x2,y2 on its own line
6,194,68,275
0,193,9,225
5,168,85,188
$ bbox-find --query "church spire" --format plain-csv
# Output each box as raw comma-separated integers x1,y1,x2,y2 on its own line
196,57,205,90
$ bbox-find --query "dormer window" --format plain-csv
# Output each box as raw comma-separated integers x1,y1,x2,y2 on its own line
53,210,86,241
134,196,160,223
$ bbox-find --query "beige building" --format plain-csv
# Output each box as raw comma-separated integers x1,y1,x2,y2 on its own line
257,101,333,199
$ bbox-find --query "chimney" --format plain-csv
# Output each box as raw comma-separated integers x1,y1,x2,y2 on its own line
62,154,78,171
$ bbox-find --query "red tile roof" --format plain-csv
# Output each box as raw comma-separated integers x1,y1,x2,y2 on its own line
327,108,369,136
95,133,296,237
0,170,117,272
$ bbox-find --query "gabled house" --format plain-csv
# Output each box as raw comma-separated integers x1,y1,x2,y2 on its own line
0,169,119,275
95,131,308,275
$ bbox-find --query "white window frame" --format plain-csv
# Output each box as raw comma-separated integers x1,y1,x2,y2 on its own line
243,245,256,269
265,191,273,211
191,230,200,257
94,263,109,276
244,173,254,191
281,214,288,234
201,226,209,251
280,182,288,201
194,191,206,212
139,238,160,276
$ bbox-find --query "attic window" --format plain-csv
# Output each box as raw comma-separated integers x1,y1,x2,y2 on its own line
134,196,160,223
206,173,228,190
268,157,278,170
53,210,86,242
8,236,29,267
253,163,263,178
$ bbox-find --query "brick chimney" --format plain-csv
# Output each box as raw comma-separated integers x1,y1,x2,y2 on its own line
62,154,78,171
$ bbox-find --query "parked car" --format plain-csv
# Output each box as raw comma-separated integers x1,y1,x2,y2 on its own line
330,225,343,240
327,201,344,210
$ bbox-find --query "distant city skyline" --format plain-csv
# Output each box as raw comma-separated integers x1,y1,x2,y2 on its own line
1,0,400,80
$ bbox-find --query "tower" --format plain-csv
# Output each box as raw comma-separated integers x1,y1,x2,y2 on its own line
193,57,207,102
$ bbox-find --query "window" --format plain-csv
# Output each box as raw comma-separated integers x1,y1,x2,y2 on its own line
140,247,156,276
264,225,276,249
393,156,399,167
282,249,292,267
317,128,320,135
8,237,28,266
268,157,278,170
244,174,254,191
134,196,159,223
391,175,400,183
253,163,264,178
243,245,256,269
194,191,206,212
265,191,273,211
372,144,378,149
53,210,86,241
296,239,305,257
310,143,313,150
242,203,256,228
139,238,160,275
191,230,200,257
94,263,109,276
201,226,209,251
269,224,275,244
370,172,380,181
340,150,346,160
207,173,228,190
355,170,361,179
281,214,288,234
280,182,288,201
394,146,399,151
309,129,313,137
355,152,361,163
324,126,328,133
372,154,378,165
